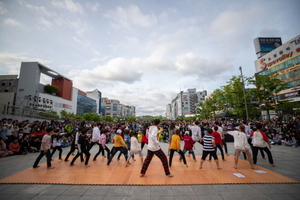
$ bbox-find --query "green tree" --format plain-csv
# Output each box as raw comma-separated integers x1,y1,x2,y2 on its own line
101,116,113,122
83,113,101,121
249,74,287,120
44,84,58,95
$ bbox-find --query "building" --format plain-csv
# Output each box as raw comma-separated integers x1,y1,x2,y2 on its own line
167,88,207,120
254,34,300,117
0,62,98,119
101,97,135,118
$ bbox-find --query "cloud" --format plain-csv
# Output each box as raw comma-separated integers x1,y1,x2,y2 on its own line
3,18,22,26
0,52,49,75
0,2,7,14
104,5,157,29
38,17,53,29
52,0,83,14
86,2,100,12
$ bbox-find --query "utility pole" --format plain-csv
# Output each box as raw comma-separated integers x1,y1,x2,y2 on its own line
239,66,249,120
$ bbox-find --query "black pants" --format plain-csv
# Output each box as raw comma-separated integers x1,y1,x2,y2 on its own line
169,149,187,166
209,143,224,160
253,146,274,165
107,146,128,165
94,145,110,160
222,139,228,154
33,149,51,167
65,145,83,162
71,149,90,165
51,146,62,159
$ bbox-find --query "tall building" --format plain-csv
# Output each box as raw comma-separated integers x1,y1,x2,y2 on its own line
167,88,207,120
0,62,98,118
101,97,135,117
254,34,300,103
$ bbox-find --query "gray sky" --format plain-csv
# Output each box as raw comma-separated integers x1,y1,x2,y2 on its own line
0,0,299,116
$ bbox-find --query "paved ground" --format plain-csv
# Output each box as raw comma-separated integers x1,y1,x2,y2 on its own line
0,141,299,200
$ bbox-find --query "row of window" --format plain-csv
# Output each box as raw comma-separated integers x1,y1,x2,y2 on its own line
261,55,300,76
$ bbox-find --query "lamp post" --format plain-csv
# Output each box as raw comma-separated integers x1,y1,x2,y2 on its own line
239,66,249,120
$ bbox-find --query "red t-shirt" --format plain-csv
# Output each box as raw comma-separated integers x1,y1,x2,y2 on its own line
183,135,195,149
250,130,269,143
211,131,223,145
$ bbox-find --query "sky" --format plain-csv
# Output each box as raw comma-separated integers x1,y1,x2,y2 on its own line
0,0,299,116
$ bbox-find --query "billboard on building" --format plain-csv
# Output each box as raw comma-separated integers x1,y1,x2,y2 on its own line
254,35,300,73
254,37,282,53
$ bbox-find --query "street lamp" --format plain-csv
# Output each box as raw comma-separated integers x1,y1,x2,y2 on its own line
239,66,249,120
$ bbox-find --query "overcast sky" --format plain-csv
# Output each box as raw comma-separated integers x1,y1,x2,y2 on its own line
0,0,299,116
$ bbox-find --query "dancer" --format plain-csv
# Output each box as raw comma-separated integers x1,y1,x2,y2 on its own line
88,123,101,152
33,128,55,169
169,129,188,167
51,129,64,160
209,126,225,161
65,128,83,162
70,128,91,167
227,125,256,169
140,119,173,177
199,129,221,170
141,123,149,151
214,121,228,156
126,131,143,167
188,121,202,146
107,129,128,165
250,123,275,167
180,131,196,162
94,129,110,161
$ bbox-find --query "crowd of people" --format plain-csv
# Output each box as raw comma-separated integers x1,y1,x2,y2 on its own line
0,116,300,176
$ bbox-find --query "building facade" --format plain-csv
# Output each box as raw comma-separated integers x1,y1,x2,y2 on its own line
167,88,207,120
254,34,300,103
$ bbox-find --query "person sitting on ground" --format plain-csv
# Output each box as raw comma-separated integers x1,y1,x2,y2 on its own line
0,137,13,157
283,133,298,147
270,132,282,145
9,137,27,155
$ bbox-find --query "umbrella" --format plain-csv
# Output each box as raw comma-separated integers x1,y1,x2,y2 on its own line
214,112,236,118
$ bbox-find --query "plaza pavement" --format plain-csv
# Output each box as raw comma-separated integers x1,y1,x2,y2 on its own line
0,140,299,200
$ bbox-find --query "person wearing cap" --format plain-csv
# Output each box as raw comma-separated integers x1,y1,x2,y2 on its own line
180,130,197,162
33,127,55,169
107,129,128,165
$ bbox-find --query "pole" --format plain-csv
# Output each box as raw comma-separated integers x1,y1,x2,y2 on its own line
239,66,249,120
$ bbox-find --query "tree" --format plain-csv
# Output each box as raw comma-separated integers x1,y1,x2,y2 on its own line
101,116,113,122
83,113,101,121
44,84,58,95
249,74,287,120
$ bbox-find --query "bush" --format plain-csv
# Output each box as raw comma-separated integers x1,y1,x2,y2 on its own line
44,84,58,95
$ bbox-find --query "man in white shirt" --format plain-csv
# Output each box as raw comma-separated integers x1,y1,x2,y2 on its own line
140,119,173,177
88,123,101,151
188,121,202,145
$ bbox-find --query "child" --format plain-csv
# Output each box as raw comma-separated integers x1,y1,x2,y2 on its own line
199,129,221,170
126,131,143,167
169,129,188,167
209,126,225,161
94,129,111,160
107,129,128,165
180,131,196,162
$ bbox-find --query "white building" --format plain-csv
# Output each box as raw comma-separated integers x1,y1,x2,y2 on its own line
167,88,207,120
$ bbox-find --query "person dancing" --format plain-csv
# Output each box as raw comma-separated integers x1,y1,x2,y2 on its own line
140,119,173,177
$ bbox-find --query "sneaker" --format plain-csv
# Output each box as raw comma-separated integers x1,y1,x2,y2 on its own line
166,174,174,177
47,167,55,169
32,166,40,168
85,165,90,167
140,174,145,177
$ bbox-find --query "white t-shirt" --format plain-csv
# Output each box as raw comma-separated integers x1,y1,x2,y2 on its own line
148,126,160,151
